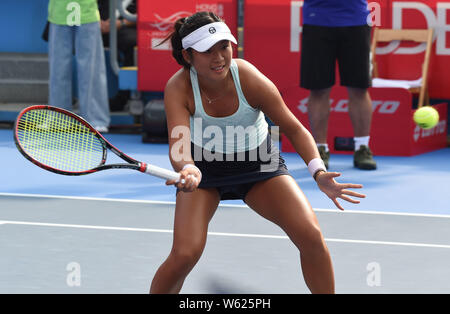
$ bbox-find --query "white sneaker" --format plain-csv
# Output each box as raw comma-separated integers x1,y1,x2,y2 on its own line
94,126,109,133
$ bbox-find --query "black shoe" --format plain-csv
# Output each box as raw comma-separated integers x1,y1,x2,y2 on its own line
354,145,377,170
318,146,330,170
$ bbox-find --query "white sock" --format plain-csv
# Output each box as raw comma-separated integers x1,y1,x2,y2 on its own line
317,143,329,152
354,136,370,151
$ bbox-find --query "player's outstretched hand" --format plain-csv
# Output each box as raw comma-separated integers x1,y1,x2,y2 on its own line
315,171,365,211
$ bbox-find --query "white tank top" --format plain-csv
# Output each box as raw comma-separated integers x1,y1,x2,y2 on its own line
189,59,268,154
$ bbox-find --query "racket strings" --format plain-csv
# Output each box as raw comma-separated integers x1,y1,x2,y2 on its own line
16,109,104,172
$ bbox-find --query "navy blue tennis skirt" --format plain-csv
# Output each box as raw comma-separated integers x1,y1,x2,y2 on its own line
181,134,290,200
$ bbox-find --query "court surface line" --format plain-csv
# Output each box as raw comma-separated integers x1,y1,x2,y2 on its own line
1,192,450,219
1,220,450,249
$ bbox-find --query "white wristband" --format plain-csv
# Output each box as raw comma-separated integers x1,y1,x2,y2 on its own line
182,164,202,182
307,158,326,179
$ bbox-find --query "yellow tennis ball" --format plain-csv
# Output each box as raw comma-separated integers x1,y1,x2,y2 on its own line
413,106,439,129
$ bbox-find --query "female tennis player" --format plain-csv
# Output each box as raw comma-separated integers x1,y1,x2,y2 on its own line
150,12,365,294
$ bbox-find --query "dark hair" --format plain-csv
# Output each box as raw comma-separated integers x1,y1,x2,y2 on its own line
160,11,223,68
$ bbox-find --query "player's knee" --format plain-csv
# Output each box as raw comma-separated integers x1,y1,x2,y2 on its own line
293,225,327,253
347,87,369,99
170,245,204,271
309,88,332,100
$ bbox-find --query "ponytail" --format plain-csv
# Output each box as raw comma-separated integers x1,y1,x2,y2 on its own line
171,17,191,68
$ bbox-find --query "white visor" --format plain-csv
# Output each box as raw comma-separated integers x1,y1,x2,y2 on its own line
181,22,237,52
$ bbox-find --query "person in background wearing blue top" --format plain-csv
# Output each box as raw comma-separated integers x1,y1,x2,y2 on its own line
150,11,366,294
301,0,377,170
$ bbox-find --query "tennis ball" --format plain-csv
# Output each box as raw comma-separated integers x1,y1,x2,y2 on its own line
413,106,439,129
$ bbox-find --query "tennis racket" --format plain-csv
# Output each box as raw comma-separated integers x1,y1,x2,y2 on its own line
14,105,181,181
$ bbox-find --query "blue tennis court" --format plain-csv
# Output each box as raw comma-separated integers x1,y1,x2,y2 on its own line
1,128,450,293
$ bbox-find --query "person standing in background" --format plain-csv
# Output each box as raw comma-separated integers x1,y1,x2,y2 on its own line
98,0,136,67
300,0,377,170
48,0,110,132
97,0,137,112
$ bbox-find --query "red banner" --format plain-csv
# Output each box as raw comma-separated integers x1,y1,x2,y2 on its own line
281,86,448,156
137,0,237,92
373,0,450,99
244,0,450,100
244,0,299,94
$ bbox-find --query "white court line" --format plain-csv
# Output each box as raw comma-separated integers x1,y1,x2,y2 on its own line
1,192,450,218
1,220,450,249
0,192,178,206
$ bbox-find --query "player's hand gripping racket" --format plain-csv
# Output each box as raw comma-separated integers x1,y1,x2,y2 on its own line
14,105,181,181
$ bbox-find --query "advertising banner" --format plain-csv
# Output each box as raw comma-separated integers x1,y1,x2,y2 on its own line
244,0,450,99
243,0,449,156
281,86,447,156
137,0,237,91
374,0,450,99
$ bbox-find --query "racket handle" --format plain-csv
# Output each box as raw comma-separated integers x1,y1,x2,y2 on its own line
143,163,181,181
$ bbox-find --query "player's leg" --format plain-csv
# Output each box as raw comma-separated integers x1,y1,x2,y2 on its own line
307,87,332,144
74,22,110,129
337,25,376,169
307,88,332,169
347,87,372,138
150,188,220,294
244,175,335,294
338,25,373,140
48,24,74,110
338,25,377,169
301,25,337,168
